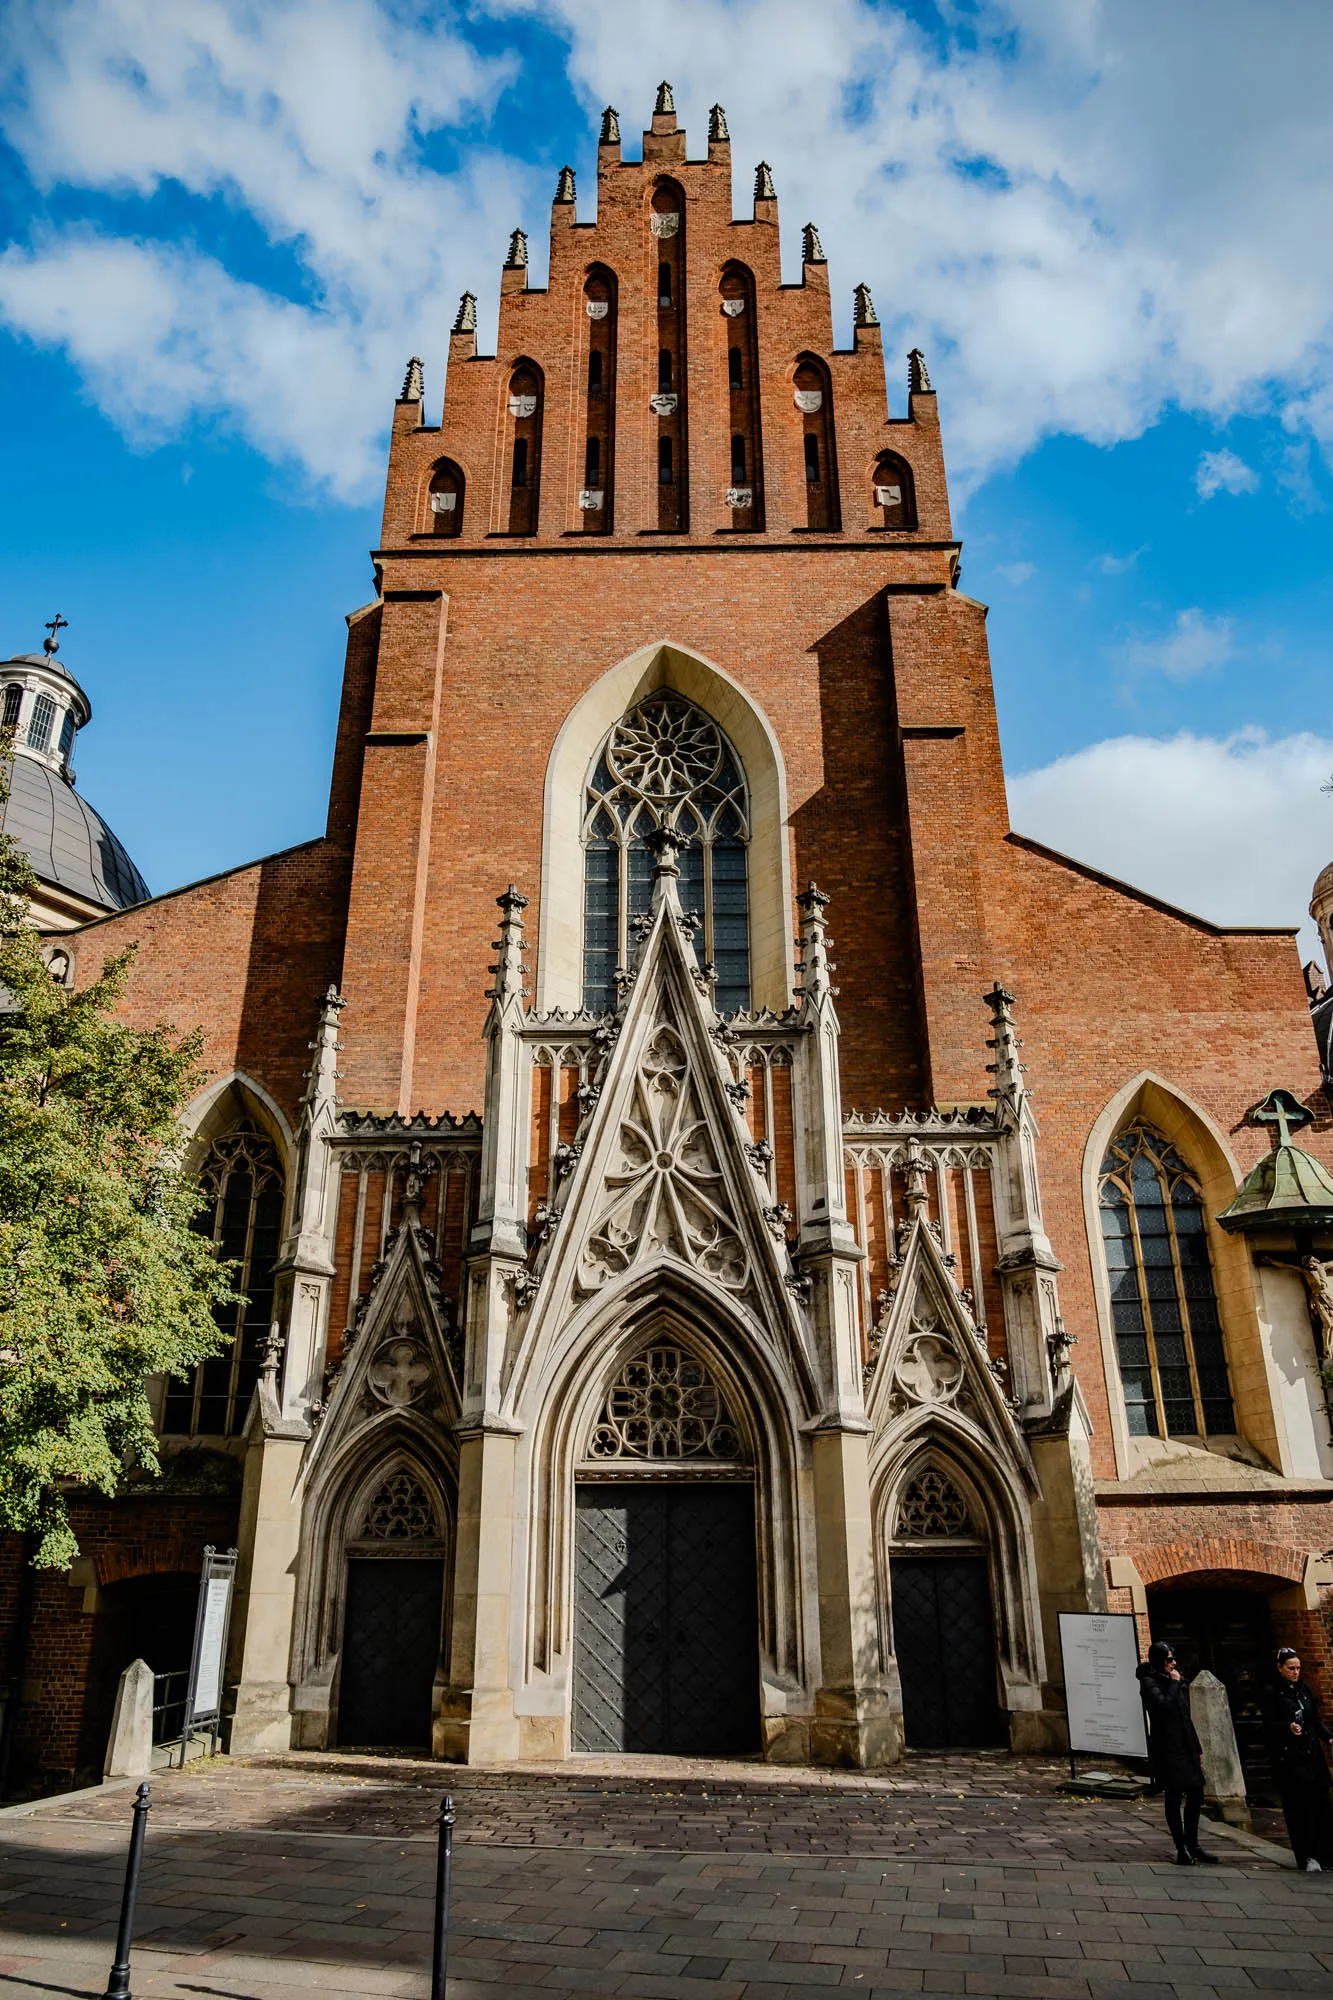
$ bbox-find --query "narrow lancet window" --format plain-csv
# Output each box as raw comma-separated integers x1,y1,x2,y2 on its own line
1098,1122,1234,1438
582,267,616,529
652,181,687,529
720,263,763,528
425,458,465,537
795,357,838,529
506,361,543,533
582,691,750,1015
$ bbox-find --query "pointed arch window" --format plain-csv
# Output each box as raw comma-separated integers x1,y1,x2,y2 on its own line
1098,1121,1234,1438
162,1123,285,1437
582,691,750,1016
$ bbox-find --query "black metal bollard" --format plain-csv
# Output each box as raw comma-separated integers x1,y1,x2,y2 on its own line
430,1792,455,2000
103,1780,151,2000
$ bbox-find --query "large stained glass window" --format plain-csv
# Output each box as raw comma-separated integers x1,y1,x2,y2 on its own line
582,691,750,1015
161,1124,285,1437
1098,1122,1233,1438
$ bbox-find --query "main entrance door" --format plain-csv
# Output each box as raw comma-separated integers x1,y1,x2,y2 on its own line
573,1482,759,1754
339,1558,443,1747
892,1554,1003,1748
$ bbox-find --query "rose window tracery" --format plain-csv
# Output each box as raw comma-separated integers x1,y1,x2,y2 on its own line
587,1344,745,1461
896,1467,973,1539
361,1469,438,1541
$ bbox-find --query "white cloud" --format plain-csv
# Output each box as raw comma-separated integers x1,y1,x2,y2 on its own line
0,0,535,497
1196,448,1259,499
997,561,1036,586
1,0,1332,498
1094,546,1148,575
1121,608,1234,682
1009,729,1333,959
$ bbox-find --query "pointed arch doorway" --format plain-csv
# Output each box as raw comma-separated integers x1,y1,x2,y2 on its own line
889,1465,1003,1749
572,1342,760,1755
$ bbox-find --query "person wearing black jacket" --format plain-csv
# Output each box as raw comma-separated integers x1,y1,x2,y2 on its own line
1262,1648,1333,1872
1136,1640,1217,1864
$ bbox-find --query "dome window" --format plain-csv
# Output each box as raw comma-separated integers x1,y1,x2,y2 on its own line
58,708,75,762
2,684,21,730
26,691,56,754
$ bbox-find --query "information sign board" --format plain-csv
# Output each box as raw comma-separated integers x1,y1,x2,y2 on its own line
181,1545,238,1762
1058,1611,1148,1762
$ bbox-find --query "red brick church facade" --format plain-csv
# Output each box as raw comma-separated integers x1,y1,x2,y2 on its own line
4,87,1331,1790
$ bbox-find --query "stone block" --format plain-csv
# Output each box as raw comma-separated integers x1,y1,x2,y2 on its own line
1189,1668,1251,1828
104,1657,154,1779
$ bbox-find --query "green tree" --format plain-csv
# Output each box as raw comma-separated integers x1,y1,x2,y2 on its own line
0,747,233,1566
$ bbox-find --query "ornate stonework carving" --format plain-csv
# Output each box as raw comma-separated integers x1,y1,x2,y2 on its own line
587,1345,744,1461
361,1469,437,1540
896,1467,972,1539
578,1025,750,1296
894,1321,964,1405
367,1333,431,1407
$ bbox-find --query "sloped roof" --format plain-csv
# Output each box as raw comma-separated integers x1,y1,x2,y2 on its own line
0,754,148,912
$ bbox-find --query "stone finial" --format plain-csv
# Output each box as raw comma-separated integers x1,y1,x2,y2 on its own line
802,222,825,264
908,347,932,392
399,356,424,402
754,161,776,201
488,885,529,1006
554,164,576,204
504,228,528,270
302,983,346,1112
709,103,729,142
655,81,676,116
600,105,620,145
984,982,1026,1109
452,291,477,334
903,1137,930,1214
853,283,878,327
645,823,683,903
796,882,833,1008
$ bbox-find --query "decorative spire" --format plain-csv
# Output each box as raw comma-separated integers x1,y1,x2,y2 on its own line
908,346,932,392
504,228,528,270
399,356,424,402
796,882,833,1009
983,983,1026,1112
554,164,576,204
802,222,825,264
754,161,776,201
654,80,675,116
301,984,346,1114
853,283,878,327
452,291,477,334
708,103,729,142
599,105,620,145
487,885,529,1008
42,613,68,659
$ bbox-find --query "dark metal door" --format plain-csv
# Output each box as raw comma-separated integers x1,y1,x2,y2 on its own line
892,1554,1002,1749
573,1483,758,1755
1150,1587,1275,1797
339,1558,443,1747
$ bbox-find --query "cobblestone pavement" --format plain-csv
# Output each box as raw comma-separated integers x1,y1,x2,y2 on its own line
1,1752,1328,2000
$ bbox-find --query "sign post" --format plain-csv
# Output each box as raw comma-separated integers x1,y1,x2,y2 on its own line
179,1546,238,1767
1058,1611,1147,1779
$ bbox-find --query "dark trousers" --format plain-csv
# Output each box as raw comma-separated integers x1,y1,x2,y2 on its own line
1163,1785,1203,1853
1279,1783,1333,1867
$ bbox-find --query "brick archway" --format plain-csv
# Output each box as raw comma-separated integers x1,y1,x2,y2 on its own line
1136,1538,1303,1589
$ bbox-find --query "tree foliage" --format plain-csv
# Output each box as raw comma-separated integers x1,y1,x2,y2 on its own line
0,748,233,1566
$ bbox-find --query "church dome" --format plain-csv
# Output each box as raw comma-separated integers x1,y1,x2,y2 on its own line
1,626,149,917
0,751,148,912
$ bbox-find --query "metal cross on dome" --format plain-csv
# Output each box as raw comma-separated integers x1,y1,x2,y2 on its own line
1251,1087,1314,1148
43,612,68,656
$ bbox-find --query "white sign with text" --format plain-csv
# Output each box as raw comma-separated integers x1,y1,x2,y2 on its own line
1059,1611,1148,1759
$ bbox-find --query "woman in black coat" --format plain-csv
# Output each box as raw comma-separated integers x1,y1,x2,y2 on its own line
1262,1648,1333,1872
1137,1640,1217,1864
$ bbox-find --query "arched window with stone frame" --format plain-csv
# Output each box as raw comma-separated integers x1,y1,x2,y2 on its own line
1098,1120,1234,1439
582,689,750,1015
161,1122,286,1437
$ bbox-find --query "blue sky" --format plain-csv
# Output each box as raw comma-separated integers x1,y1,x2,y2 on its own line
1,0,1331,957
